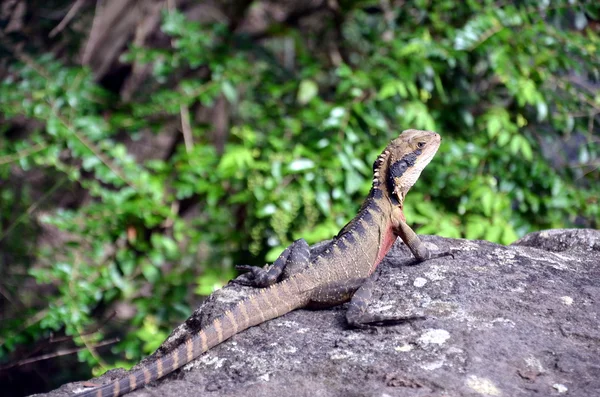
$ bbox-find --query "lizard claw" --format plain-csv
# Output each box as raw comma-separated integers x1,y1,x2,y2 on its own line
233,264,279,288
231,265,259,286
235,264,255,273
428,249,456,260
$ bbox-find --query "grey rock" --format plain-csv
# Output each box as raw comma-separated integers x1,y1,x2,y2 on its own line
40,229,600,397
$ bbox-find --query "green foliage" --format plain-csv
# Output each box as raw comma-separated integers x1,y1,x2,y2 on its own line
0,0,598,378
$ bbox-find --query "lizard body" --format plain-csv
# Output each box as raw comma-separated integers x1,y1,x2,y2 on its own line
76,129,441,397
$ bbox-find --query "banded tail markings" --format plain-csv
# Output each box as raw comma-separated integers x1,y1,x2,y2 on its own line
171,348,179,371
249,295,266,323
142,367,151,384
260,286,277,317
224,310,239,334
199,329,208,353
274,280,294,313
128,375,136,391
237,300,250,328
156,356,164,378
213,318,223,343
185,337,194,363
78,271,309,397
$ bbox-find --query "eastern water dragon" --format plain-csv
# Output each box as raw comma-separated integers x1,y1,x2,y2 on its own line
76,129,442,397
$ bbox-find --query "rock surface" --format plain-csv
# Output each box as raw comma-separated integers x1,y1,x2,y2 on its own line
40,229,600,397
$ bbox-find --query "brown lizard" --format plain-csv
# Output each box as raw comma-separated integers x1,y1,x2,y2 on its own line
76,129,442,397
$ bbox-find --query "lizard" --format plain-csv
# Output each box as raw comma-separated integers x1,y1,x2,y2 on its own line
75,128,442,397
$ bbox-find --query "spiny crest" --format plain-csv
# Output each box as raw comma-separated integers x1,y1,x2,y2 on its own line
372,149,391,186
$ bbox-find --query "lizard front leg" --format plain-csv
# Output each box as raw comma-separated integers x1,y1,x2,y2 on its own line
235,239,310,287
395,219,453,262
394,219,431,261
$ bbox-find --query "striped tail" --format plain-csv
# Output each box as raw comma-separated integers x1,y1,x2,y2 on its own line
76,275,311,397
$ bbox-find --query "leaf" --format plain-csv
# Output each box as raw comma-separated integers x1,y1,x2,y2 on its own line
47,115,63,136
378,81,397,99
142,262,160,283
501,226,519,245
344,169,363,194
536,101,548,122
437,218,462,239
486,116,502,138
315,188,331,215
221,80,237,103
287,158,315,172
454,14,499,51
195,271,227,296
297,79,318,105
497,130,511,147
465,216,486,239
265,246,285,263
519,137,533,161
480,189,494,217
484,219,503,242
217,145,254,177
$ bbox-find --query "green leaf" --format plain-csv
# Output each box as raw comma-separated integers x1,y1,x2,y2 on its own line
465,216,486,239
287,158,315,172
297,79,318,105
480,189,494,217
47,116,63,136
501,226,518,245
142,262,160,283
344,169,363,194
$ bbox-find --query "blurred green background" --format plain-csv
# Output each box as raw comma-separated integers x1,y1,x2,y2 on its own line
0,1,598,395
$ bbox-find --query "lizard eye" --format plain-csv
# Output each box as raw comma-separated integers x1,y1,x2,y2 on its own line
417,141,426,149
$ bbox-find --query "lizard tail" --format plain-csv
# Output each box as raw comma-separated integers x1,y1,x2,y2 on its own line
76,276,310,397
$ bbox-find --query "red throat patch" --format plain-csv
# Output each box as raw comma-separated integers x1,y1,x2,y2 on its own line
371,225,396,273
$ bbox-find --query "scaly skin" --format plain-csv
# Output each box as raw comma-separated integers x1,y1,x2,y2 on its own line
76,129,441,397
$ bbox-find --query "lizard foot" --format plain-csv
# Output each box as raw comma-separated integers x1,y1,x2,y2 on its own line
233,265,278,287
427,249,455,260
347,314,426,329
406,249,456,266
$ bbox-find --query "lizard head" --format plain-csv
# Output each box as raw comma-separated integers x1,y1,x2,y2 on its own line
372,129,441,204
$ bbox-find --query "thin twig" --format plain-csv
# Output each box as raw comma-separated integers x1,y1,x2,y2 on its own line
47,311,117,345
0,338,119,370
0,283,14,304
49,0,86,38
0,178,67,243
0,143,48,166
180,104,194,153
0,305,52,348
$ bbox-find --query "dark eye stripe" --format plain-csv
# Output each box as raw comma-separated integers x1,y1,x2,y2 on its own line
386,149,421,193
